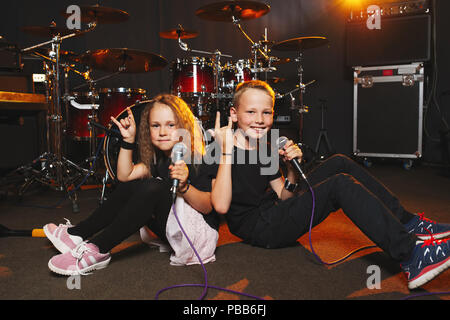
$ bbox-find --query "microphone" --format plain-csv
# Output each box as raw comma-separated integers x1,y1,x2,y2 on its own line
276,136,307,181
170,142,188,199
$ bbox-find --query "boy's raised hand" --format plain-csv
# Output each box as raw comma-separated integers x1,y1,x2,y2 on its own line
110,107,136,143
213,111,234,154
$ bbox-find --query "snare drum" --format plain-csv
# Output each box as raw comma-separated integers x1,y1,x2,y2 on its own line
171,57,215,97
66,91,101,140
98,88,147,129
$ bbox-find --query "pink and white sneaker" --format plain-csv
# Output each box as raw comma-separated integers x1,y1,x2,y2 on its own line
43,219,83,254
48,242,111,276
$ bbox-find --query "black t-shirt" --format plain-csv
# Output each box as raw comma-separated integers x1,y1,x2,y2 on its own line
151,155,220,231
209,145,282,240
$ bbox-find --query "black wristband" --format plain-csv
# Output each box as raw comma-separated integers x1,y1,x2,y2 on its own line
179,180,190,194
284,178,298,192
120,140,136,150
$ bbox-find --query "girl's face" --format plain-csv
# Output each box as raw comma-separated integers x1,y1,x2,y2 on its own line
149,102,180,154
230,88,274,140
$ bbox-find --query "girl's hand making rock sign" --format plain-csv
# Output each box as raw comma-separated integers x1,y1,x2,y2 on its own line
110,107,136,143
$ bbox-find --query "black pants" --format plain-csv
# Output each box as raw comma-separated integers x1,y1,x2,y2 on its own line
69,178,172,253
250,154,417,262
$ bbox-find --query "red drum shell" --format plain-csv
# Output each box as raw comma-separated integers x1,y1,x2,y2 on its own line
171,57,214,95
98,88,147,129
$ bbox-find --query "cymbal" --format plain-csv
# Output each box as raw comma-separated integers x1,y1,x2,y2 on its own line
61,5,129,24
272,36,329,52
31,47,80,61
76,48,168,73
20,25,82,38
195,1,270,22
263,56,291,65
159,28,199,39
267,77,286,84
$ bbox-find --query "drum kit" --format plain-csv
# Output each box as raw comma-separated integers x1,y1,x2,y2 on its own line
13,1,329,211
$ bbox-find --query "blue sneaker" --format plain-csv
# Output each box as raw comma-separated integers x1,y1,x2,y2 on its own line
404,212,450,240
401,237,450,290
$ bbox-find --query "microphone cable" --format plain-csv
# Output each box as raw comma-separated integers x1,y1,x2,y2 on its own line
303,177,377,267
154,197,265,300
303,167,450,299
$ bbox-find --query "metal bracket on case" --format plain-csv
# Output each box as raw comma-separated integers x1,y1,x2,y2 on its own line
402,74,415,87
360,75,373,88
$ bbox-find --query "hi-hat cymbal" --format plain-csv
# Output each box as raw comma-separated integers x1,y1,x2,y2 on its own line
20,25,82,38
195,1,270,22
159,28,199,39
76,48,168,73
61,5,129,24
272,36,329,52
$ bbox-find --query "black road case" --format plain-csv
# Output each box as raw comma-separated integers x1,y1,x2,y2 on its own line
353,63,424,166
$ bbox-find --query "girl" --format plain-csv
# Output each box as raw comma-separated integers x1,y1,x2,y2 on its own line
44,94,219,275
211,80,450,290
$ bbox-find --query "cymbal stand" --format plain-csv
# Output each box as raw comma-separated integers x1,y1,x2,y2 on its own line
260,28,269,82
16,26,95,212
293,50,311,141
231,16,269,61
231,19,275,81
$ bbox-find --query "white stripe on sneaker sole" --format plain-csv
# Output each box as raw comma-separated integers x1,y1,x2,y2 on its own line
408,256,450,289
416,231,450,240
48,257,111,276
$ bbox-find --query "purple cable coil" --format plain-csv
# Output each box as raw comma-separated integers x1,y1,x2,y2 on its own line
154,202,265,300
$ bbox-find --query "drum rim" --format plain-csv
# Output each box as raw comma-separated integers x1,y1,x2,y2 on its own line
103,99,152,180
71,91,99,98
98,87,147,94
173,56,213,65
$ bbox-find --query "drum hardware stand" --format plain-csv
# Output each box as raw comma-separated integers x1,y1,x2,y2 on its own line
314,99,333,159
231,16,269,61
231,18,276,80
177,33,232,127
15,24,97,212
251,29,278,81
292,50,313,141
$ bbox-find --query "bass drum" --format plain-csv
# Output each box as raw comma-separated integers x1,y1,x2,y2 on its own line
103,100,150,180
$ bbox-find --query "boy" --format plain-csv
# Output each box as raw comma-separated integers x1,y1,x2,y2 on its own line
211,80,450,290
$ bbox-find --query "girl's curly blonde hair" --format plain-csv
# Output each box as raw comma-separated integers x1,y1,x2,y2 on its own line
138,94,205,171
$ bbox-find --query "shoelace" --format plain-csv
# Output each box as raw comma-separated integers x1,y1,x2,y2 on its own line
71,242,93,276
421,228,448,248
418,212,437,225
59,218,73,228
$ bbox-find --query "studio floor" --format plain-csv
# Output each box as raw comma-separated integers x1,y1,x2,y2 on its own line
0,159,449,301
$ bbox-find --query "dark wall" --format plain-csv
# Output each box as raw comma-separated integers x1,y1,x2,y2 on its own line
1,0,449,163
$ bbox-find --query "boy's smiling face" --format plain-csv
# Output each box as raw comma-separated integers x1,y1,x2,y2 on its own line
230,88,274,140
